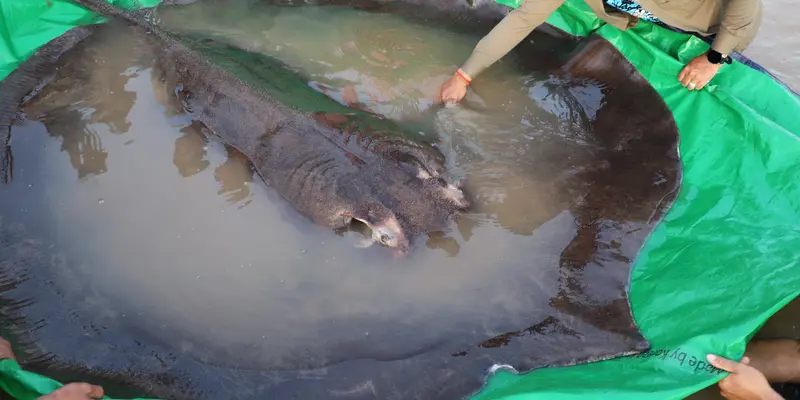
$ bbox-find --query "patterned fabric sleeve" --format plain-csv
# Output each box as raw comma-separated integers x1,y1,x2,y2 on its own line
603,0,661,22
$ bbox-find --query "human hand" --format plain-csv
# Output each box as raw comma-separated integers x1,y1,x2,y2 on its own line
707,354,784,400
678,53,722,91
439,72,469,104
0,337,16,361
0,336,104,400
37,383,105,400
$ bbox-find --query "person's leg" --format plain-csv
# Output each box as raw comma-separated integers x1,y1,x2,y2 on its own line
745,339,800,384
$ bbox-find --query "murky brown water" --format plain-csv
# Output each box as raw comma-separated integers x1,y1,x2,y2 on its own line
16,23,547,370
1,10,680,398
154,0,800,95
5,0,797,397
153,2,530,121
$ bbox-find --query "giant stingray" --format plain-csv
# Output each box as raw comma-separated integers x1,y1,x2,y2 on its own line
186,5,469,254
0,0,680,399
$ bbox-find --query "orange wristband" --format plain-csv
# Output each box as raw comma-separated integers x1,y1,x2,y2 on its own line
455,69,472,84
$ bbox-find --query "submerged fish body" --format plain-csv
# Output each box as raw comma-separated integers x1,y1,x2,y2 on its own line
153,32,467,253
69,0,468,253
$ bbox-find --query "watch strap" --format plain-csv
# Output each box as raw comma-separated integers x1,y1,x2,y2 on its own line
707,50,732,65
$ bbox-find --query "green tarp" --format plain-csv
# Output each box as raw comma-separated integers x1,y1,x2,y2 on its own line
0,0,798,399
0,0,159,80
475,1,800,399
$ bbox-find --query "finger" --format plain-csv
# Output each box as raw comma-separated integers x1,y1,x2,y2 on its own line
86,384,104,399
695,77,708,90
0,338,15,361
678,66,688,82
741,356,751,365
687,71,698,85
439,81,452,102
681,72,696,87
62,383,105,399
718,376,731,391
687,74,700,90
739,356,750,365
707,354,740,372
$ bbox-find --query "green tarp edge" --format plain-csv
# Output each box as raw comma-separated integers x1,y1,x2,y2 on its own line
0,359,157,400
0,0,798,400
0,0,159,81
1,1,164,398
473,0,800,399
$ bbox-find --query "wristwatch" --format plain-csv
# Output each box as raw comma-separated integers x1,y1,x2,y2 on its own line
707,49,732,65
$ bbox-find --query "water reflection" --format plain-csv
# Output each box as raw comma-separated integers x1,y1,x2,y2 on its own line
37,109,109,180
148,61,255,206
21,36,143,181
213,147,253,207
170,121,257,208
172,122,210,178
544,36,681,338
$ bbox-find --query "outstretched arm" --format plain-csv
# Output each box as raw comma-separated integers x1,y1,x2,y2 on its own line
440,0,565,103
710,0,761,56
460,0,566,79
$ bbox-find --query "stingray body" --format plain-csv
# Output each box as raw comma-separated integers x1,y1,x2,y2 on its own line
236,0,681,383
154,38,470,253
72,0,468,254
0,1,682,399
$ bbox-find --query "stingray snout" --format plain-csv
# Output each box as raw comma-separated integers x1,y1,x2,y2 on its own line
350,201,410,253
370,219,410,253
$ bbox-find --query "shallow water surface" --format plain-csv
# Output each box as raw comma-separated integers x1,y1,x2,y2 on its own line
155,1,513,120
0,4,680,399
744,0,800,92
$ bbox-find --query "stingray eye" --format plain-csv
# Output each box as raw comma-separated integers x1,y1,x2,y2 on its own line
380,233,392,244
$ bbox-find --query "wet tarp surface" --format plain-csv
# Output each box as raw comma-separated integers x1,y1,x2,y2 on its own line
0,0,797,399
